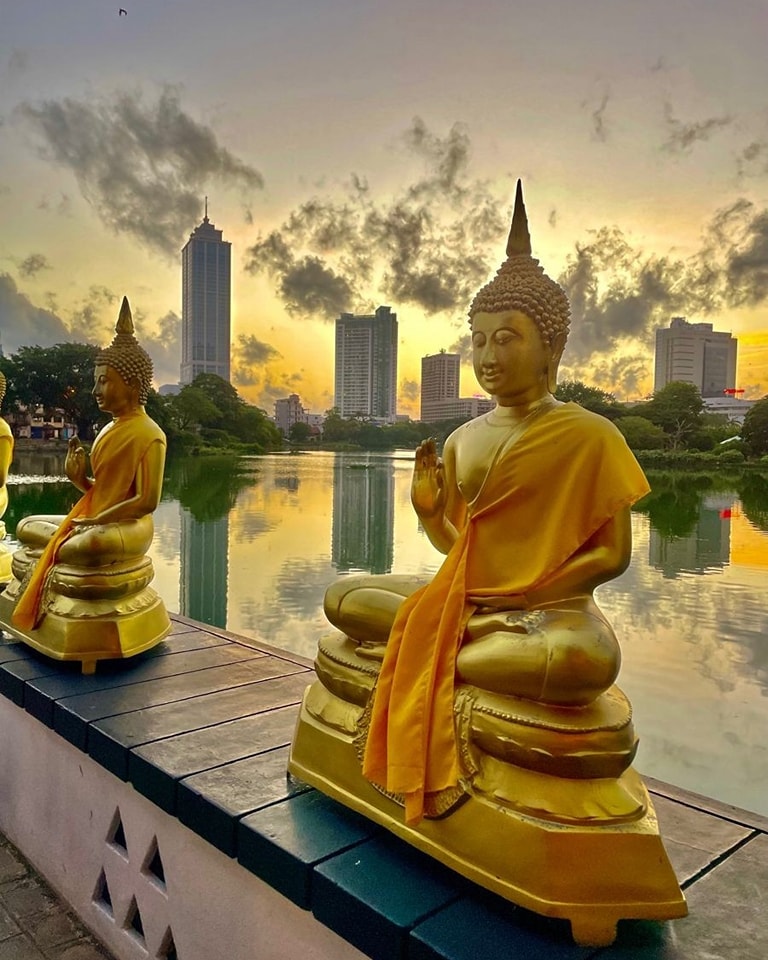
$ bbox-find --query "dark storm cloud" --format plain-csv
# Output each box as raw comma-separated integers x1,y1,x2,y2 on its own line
0,273,71,351
134,309,181,387
231,333,284,390
67,285,117,342
661,103,732,153
400,378,419,402
590,91,610,142
560,353,650,399
38,193,73,217
17,88,264,258
449,331,472,363
237,333,281,366
244,118,505,320
559,198,768,383
18,253,51,278
737,141,768,179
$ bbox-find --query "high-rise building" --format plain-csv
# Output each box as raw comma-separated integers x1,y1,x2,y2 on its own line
334,306,398,421
420,350,494,423
654,317,737,398
180,202,231,385
421,352,460,420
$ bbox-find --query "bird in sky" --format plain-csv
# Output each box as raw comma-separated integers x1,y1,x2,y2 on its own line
118,7,127,15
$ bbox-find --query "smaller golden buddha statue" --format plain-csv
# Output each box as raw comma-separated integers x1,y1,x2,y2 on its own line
290,182,687,946
0,297,171,673
0,372,14,583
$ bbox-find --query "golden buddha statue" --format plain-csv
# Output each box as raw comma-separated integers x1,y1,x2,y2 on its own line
0,297,171,673
289,182,687,946
0,372,14,583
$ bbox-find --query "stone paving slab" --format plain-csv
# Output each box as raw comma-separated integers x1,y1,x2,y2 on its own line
0,835,114,960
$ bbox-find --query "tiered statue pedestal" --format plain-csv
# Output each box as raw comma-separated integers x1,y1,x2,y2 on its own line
289,632,688,947
0,548,170,674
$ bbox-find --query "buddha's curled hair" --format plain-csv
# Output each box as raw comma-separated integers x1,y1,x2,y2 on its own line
96,297,154,404
468,181,571,346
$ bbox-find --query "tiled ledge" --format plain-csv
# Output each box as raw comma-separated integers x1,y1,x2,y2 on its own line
0,615,766,960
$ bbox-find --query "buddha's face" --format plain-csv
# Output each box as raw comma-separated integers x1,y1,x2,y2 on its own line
471,310,554,406
92,364,138,417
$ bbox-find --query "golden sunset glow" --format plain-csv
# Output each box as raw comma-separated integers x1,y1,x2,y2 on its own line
3,3,768,415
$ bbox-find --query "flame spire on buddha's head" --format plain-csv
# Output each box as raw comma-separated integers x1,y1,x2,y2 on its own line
468,180,571,348
96,297,154,404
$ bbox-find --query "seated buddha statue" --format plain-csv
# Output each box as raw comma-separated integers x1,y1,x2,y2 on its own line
0,372,14,583
290,182,686,946
0,297,171,672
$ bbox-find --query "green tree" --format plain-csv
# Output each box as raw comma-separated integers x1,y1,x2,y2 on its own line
554,380,622,420
322,409,362,443
230,404,282,449
289,421,313,442
640,381,705,450
190,373,245,428
615,415,666,451
741,396,768,457
169,386,221,431
5,343,101,437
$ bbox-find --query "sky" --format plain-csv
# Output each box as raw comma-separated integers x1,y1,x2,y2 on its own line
2,0,768,417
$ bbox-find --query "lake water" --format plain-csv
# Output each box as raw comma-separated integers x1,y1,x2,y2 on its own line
5,449,768,818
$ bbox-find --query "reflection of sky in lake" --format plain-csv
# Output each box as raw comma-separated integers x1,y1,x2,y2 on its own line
11,451,768,818
597,514,768,816
148,453,768,816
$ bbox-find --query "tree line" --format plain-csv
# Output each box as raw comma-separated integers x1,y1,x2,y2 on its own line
0,343,282,454
311,380,768,460
1,342,766,459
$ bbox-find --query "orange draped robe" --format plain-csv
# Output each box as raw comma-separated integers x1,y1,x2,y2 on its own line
362,403,650,823
13,411,166,631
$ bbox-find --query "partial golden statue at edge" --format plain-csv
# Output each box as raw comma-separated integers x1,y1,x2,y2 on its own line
289,181,687,946
0,296,171,674
0,372,14,583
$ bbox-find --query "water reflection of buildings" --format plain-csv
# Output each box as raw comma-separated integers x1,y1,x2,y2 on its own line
332,461,394,573
649,495,731,578
180,509,229,625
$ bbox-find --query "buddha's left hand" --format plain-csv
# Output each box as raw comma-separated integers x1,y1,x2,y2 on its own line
70,516,99,528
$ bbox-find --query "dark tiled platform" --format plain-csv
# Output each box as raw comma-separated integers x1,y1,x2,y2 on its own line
2,615,767,960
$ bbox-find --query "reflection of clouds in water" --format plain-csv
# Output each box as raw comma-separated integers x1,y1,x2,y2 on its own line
237,557,336,661
232,511,277,543
597,513,768,813
150,502,182,563
602,520,766,696
274,557,336,619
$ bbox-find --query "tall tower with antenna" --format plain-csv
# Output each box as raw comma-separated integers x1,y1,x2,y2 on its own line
180,198,231,384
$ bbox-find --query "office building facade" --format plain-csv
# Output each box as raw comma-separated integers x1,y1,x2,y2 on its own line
181,207,231,385
420,350,494,423
421,352,460,421
334,306,398,421
654,317,738,398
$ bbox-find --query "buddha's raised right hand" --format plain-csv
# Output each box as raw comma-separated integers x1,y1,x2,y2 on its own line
411,438,445,520
65,436,89,491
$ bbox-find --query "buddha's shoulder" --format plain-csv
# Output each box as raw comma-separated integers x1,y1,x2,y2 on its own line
132,412,167,445
548,403,628,450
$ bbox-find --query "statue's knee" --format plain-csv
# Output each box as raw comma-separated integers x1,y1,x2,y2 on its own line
457,610,620,705
16,515,66,548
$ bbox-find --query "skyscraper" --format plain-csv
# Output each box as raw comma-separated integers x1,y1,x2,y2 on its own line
654,317,738,397
420,350,494,423
421,351,460,420
180,202,231,385
334,306,398,421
